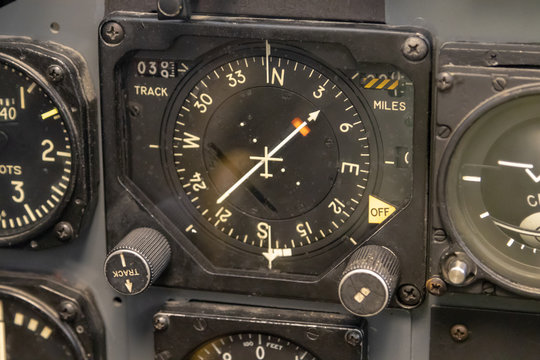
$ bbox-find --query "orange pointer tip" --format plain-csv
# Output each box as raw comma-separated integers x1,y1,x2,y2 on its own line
291,117,311,136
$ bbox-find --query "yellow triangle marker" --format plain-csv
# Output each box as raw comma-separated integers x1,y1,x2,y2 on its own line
368,195,396,224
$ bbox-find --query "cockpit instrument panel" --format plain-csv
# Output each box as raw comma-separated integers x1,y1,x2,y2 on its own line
100,15,430,304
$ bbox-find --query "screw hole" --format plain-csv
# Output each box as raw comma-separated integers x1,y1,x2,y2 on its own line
113,297,123,307
50,22,60,34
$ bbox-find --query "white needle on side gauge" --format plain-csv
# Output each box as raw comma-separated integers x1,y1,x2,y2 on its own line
497,160,540,183
216,110,320,204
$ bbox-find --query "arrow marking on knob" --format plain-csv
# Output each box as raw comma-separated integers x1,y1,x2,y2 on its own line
125,279,133,293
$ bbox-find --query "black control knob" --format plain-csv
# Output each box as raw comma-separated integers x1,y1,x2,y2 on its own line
104,228,171,295
339,245,400,317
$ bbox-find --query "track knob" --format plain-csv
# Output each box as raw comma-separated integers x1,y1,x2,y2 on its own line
104,228,171,295
339,245,400,317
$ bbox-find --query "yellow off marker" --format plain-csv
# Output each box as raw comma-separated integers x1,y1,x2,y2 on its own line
368,195,396,224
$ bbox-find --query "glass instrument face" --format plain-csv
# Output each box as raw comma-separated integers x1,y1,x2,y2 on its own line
0,290,81,360
444,93,540,292
0,60,74,242
188,333,317,360
166,44,377,269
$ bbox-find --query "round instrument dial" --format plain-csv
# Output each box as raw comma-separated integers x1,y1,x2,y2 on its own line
0,60,74,244
0,286,85,360
188,333,317,360
442,88,540,294
166,43,376,266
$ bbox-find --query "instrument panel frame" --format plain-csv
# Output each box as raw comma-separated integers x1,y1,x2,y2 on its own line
431,42,540,298
153,301,367,360
99,13,432,304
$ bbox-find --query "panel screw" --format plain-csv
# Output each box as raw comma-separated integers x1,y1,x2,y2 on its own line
58,301,78,321
193,318,207,332
128,103,141,118
437,72,453,91
306,329,319,341
437,125,452,139
397,284,421,306
153,315,169,331
426,276,447,296
55,222,74,242
101,21,125,45
345,329,363,347
450,324,469,342
433,229,448,242
155,351,172,360
402,36,428,61
492,77,507,92
47,65,64,83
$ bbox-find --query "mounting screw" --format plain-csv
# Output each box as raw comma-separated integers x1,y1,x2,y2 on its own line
158,0,183,17
55,222,74,242
450,324,469,342
437,125,452,139
128,103,141,118
153,315,169,331
426,276,447,296
397,284,421,306
101,21,125,45
402,36,428,61
193,318,207,332
437,72,453,91
433,229,448,242
58,301,79,321
345,329,363,347
155,351,172,360
492,77,507,92
306,329,319,341
47,65,64,83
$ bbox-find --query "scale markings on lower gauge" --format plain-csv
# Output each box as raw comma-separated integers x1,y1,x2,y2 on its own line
189,333,317,360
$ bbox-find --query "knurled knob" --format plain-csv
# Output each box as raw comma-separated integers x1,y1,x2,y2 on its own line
104,228,171,295
339,245,400,317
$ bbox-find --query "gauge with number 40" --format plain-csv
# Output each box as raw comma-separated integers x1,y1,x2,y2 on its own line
0,42,97,247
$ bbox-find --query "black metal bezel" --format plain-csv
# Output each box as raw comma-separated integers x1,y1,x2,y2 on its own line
0,271,106,360
100,14,431,303
153,302,367,360
431,42,540,299
437,84,540,297
0,38,98,249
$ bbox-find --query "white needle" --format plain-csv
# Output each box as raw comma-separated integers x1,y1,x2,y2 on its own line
265,40,270,84
497,160,540,183
216,111,320,204
497,160,533,169
525,168,540,183
0,300,6,360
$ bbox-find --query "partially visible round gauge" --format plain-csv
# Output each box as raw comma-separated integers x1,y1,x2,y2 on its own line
188,333,317,360
165,42,378,268
0,286,85,360
442,87,540,295
0,59,75,245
